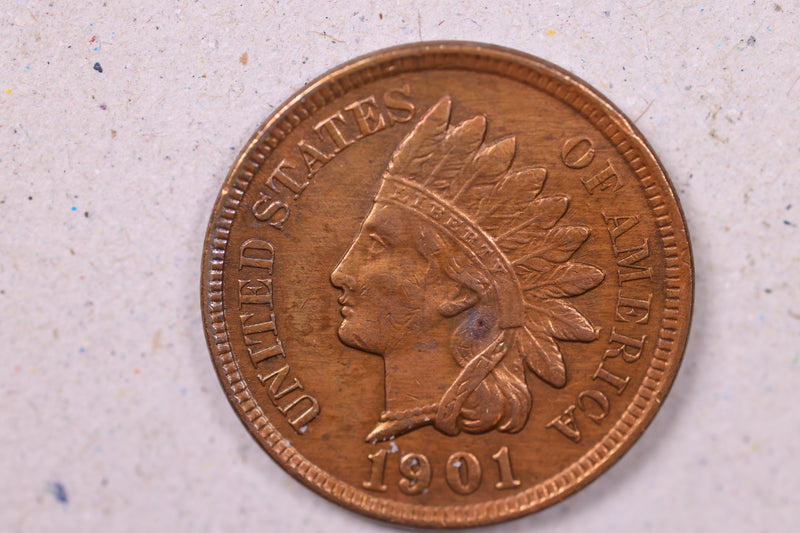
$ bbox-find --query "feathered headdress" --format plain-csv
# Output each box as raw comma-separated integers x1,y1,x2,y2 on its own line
374,96,604,410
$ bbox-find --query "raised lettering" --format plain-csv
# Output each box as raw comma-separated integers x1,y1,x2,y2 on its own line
258,364,302,402
616,290,652,324
247,341,284,366
583,159,624,194
429,204,445,221
239,238,275,271
265,159,308,197
238,278,274,308
606,328,646,363
546,405,581,442
297,139,333,175
616,239,653,283
561,136,595,169
239,311,278,344
345,95,387,138
251,193,290,230
408,191,424,208
577,389,609,423
593,360,630,394
444,215,461,231
603,214,639,242
282,394,320,431
462,228,478,247
314,111,353,151
383,84,415,125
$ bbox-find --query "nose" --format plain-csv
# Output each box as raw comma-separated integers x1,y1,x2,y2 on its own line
331,259,356,290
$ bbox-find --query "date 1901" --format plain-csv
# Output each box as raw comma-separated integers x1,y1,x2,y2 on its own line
363,446,521,495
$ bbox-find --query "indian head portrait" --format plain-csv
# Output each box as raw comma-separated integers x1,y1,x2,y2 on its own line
330,97,606,443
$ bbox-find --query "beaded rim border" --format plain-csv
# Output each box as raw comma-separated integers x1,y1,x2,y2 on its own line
201,42,693,528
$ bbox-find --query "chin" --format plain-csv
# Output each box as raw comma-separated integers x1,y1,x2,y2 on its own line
336,320,360,348
337,321,382,355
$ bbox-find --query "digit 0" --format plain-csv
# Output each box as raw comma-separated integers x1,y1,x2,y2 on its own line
445,452,482,495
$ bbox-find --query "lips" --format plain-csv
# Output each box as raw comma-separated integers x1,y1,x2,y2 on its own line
338,293,354,317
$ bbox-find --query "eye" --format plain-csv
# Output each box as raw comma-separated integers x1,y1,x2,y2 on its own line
367,233,387,255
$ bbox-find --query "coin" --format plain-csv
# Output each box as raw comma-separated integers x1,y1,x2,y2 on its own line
201,42,692,527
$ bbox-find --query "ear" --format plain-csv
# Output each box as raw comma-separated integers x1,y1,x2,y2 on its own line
438,285,479,317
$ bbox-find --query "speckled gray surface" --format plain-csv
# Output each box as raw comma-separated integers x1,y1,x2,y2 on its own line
1,1,798,531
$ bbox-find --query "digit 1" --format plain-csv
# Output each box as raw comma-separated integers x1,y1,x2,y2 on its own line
491,446,521,489
362,449,388,492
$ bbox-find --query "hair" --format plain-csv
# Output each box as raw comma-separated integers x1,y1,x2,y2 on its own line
416,219,531,434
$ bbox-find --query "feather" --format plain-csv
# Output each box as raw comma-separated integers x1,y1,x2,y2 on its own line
514,226,590,263
476,167,547,233
496,225,547,257
518,327,566,387
386,97,451,180
526,195,569,230
449,137,516,205
526,300,597,342
513,255,553,287
494,195,569,255
525,262,605,299
426,116,486,194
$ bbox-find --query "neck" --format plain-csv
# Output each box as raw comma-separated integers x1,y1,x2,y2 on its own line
364,330,505,443
382,342,459,414
365,338,458,443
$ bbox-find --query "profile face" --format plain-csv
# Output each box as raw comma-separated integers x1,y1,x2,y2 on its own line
330,203,449,356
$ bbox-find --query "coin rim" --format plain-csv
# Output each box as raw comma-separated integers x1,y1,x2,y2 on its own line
201,41,694,528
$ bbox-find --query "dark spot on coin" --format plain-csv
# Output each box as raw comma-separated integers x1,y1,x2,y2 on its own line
463,311,491,340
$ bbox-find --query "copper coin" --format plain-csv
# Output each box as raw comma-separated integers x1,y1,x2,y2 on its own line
201,42,693,528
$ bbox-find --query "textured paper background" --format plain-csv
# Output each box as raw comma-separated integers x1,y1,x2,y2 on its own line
1,1,798,531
